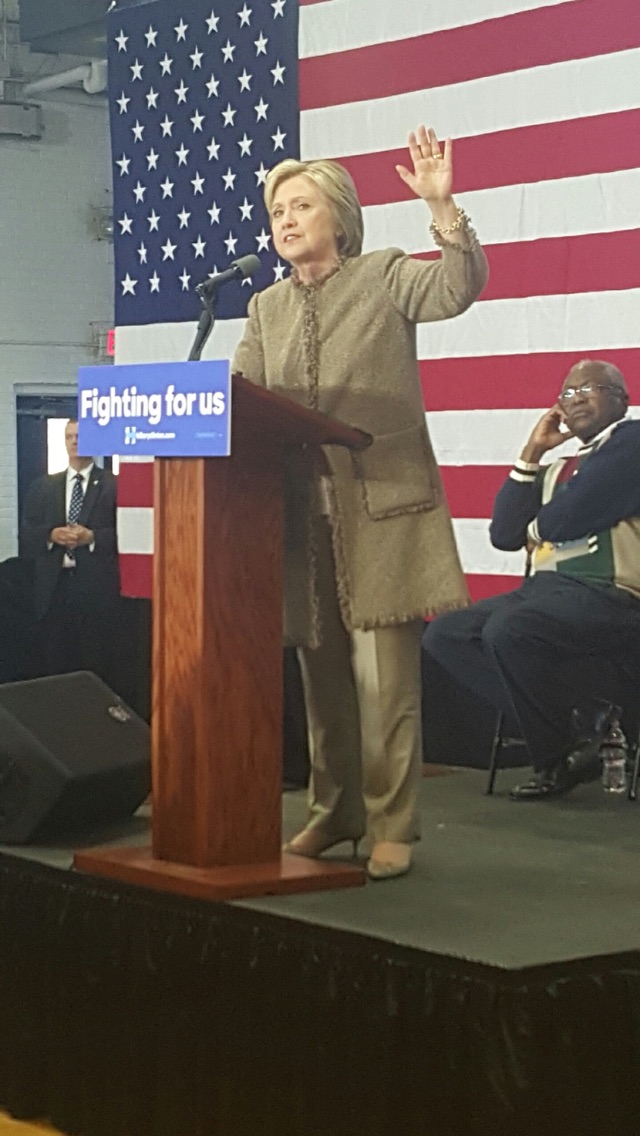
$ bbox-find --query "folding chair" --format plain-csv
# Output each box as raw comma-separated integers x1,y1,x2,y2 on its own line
483,552,640,798
485,712,526,795
487,694,640,800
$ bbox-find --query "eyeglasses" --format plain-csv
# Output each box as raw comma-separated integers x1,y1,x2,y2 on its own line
558,382,623,404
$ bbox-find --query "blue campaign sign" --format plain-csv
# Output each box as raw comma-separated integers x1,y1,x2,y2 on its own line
77,360,231,457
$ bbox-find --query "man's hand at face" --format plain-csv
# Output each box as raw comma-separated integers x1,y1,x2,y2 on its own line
520,405,574,464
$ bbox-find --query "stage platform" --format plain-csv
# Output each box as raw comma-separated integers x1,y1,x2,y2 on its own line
1,768,640,1135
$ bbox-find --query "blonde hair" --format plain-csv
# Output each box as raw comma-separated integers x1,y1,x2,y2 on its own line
264,158,364,258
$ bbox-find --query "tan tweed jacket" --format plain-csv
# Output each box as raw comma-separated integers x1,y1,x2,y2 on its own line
232,222,489,646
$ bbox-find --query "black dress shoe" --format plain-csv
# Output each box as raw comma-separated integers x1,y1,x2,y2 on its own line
509,766,573,801
510,702,622,802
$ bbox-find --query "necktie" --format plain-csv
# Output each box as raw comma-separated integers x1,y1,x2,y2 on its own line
556,443,594,486
66,473,84,562
556,454,583,485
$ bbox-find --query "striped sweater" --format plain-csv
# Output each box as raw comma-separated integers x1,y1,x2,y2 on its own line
490,418,640,598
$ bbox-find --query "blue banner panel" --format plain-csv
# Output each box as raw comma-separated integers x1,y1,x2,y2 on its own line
78,360,231,457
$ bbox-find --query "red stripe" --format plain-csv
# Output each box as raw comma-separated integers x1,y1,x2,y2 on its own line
300,0,640,111
117,460,154,508
338,109,640,208
119,553,153,600
441,466,509,518
420,350,640,412
418,230,640,302
466,574,523,602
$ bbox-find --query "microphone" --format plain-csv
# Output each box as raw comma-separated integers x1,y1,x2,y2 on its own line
196,253,260,297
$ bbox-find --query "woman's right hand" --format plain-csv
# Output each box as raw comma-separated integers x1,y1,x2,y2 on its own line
395,125,453,205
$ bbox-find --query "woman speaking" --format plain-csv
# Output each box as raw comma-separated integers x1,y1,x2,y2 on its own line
232,125,488,880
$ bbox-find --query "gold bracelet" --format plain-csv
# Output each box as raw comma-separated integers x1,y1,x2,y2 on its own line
429,206,468,236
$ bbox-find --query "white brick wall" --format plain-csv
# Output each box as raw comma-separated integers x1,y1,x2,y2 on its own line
0,95,112,558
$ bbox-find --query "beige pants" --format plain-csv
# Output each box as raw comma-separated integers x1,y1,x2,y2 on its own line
296,520,423,845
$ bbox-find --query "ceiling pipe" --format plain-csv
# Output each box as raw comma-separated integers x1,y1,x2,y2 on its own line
23,60,107,97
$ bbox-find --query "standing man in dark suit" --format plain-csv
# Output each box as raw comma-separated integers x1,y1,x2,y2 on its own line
20,419,120,684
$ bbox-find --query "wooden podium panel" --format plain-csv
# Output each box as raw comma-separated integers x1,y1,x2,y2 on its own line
74,375,370,898
74,846,365,901
151,440,284,868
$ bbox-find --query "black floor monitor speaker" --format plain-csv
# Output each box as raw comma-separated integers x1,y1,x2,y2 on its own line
0,671,151,844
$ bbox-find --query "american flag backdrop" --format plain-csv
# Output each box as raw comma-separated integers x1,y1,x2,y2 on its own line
110,0,640,601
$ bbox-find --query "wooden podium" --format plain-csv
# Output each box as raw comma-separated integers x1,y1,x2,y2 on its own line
75,374,369,899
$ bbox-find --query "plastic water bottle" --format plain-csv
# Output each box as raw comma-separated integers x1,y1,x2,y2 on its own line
601,718,628,795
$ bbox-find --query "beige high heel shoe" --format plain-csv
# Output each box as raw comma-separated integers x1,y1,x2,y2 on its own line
283,827,361,860
366,842,412,881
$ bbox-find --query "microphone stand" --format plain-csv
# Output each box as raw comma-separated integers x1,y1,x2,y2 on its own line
187,283,218,362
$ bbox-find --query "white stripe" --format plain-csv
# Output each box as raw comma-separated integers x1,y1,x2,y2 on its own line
362,169,640,254
116,408,636,477
114,317,247,365
117,521,522,579
300,49,640,159
116,506,154,554
300,0,578,57
429,406,640,465
116,517,559,579
117,289,640,368
114,509,557,575
429,409,577,465
417,290,640,360
453,517,529,575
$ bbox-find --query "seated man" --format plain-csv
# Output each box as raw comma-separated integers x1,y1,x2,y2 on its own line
423,360,640,800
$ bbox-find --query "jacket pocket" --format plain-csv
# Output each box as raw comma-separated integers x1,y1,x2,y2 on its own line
351,424,439,519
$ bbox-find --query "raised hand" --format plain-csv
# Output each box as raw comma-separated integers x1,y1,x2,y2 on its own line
521,405,575,464
395,125,453,203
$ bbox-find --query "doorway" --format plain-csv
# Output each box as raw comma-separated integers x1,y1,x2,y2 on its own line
16,395,79,522
16,395,117,523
